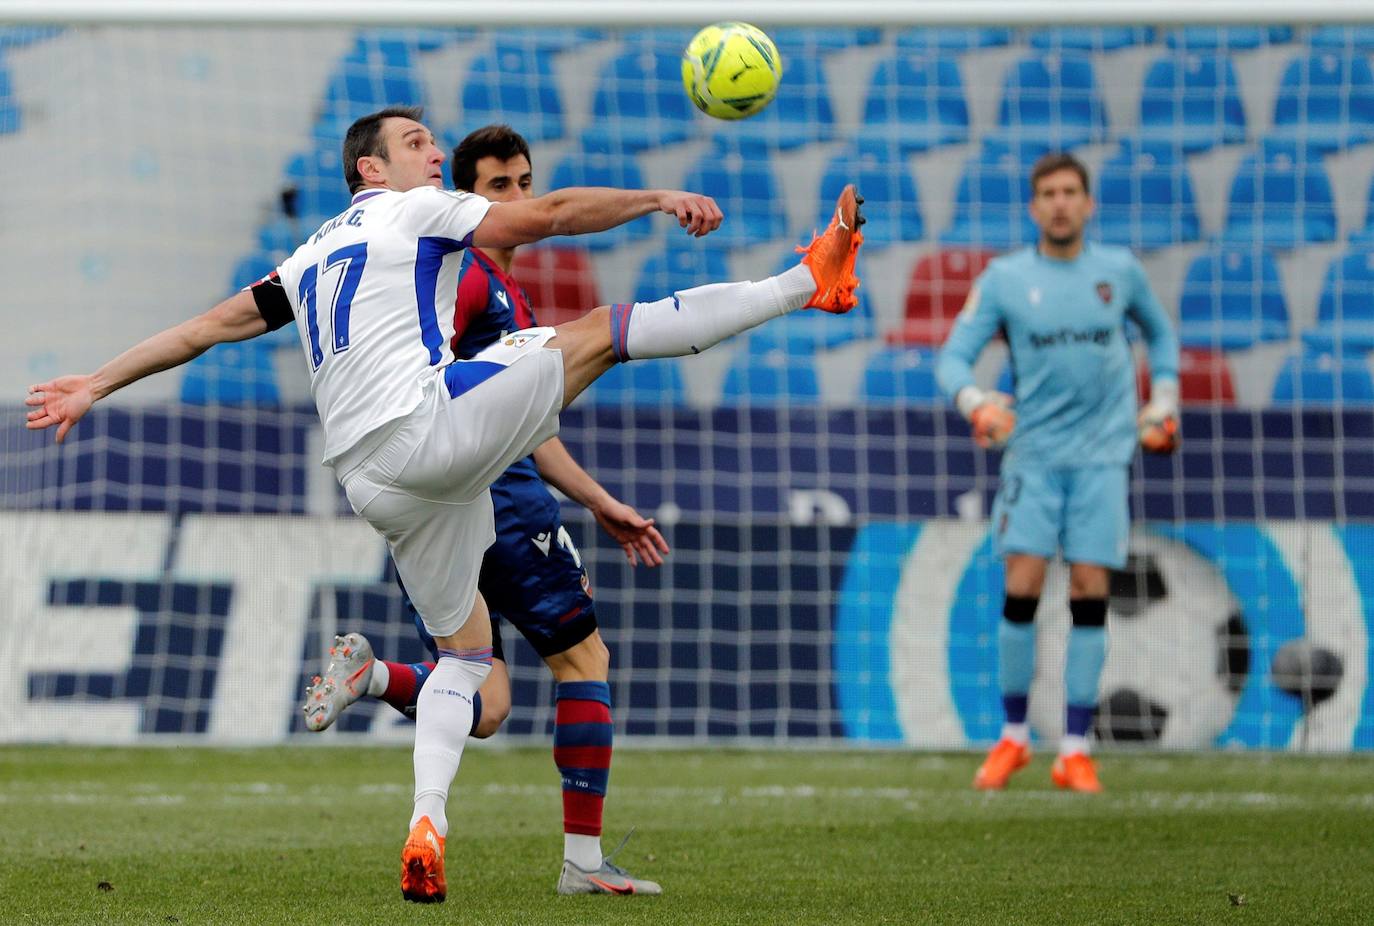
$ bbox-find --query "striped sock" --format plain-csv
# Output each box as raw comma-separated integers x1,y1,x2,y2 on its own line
377,661,434,720
553,680,613,870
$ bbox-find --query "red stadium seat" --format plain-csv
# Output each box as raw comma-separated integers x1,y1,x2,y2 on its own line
1137,348,1236,405
510,246,602,327
886,248,999,346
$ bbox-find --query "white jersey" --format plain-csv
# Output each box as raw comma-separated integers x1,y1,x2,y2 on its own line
266,186,493,463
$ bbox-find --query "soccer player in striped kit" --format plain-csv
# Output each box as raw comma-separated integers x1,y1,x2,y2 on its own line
302,124,670,895
937,152,1179,793
26,106,864,901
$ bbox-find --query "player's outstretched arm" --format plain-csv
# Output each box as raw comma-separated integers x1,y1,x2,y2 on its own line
472,187,723,250
531,437,669,567
25,290,268,444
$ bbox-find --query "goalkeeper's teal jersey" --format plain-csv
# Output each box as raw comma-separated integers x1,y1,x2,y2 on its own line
936,243,1179,470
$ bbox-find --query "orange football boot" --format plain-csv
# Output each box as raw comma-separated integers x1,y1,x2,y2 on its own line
400,815,447,903
1051,752,1103,793
797,183,865,313
973,738,1032,790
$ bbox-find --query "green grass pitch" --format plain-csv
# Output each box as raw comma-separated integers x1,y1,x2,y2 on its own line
1,746,1372,925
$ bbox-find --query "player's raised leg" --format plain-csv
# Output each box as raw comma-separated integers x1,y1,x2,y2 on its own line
547,184,865,408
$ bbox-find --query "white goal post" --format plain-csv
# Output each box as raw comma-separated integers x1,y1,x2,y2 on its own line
3,0,1374,27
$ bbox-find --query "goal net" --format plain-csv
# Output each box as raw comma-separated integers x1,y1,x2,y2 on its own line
2,7,1372,750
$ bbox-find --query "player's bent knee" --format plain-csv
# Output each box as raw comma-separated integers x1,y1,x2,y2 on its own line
471,700,511,738
1003,595,1039,625
547,630,611,682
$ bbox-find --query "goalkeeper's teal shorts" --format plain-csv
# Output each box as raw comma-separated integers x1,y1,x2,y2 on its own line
990,464,1130,569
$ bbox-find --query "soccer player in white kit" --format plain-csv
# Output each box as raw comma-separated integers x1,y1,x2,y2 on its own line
25,106,865,902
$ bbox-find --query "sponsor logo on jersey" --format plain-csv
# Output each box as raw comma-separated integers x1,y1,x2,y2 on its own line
1028,287,1042,306
495,290,509,309
1096,281,1113,305
1027,326,1114,349
532,531,552,556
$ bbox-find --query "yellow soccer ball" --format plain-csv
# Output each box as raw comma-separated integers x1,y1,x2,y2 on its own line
681,22,783,120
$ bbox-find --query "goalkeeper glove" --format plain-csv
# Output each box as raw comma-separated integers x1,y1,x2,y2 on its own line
1138,379,1180,454
958,387,1016,450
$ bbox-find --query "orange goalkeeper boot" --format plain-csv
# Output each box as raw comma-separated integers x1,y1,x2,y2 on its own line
798,183,865,313
400,816,447,903
973,738,1032,790
1051,752,1103,793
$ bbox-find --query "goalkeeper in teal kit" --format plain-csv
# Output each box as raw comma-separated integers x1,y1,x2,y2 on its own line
937,153,1180,793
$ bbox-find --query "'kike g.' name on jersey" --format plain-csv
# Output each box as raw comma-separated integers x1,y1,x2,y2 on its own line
250,186,493,463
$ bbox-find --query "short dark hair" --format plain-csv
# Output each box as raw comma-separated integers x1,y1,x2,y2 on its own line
1029,152,1091,197
449,124,532,192
343,105,426,193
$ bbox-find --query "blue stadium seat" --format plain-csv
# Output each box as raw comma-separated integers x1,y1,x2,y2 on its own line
490,27,605,52
633,242,732,305
1029,27,1155,51
0,58,18,135
1138,53,1246,152
619,28,695,51
940,141,1044,249
815,139,922,247
1221,140,1337,248
1178,246,1290,350
1302,250,1374,353
180,343,281,405
720,348,821,406
680,138,788,246
859,347,943,405
460,42,564,143
1310,26,1374,51
772,27,883,53
717,54,835,150
319,34,426,127
0,26,62,50
995,53,1108,147
367,27,467,53
257,219,304,256
856,54,969,153
548,147,653,250
228,252,278,293
1093,139,1200,250
583,47,696,151
896,28,1013,53
1271,350,1374,406
1272,52,1374,152
282,141,352,225
588,360,687,407
1166,26,1293,50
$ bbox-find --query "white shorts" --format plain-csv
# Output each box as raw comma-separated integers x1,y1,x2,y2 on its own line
333,328,564,637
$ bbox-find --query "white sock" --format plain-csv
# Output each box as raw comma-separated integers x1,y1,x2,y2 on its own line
564,833,603,871
1001,722,1030,746
366,659,390,698
1059,733,1090,757
618,264,816,361
410,654,491,837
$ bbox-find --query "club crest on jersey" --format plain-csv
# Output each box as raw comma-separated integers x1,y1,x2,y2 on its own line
1096,281,1113,305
